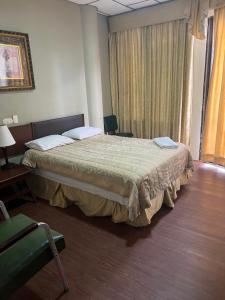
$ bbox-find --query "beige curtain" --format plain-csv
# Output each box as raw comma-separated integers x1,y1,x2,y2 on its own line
210,0,225,9
202,7,225,166
109,19,192,143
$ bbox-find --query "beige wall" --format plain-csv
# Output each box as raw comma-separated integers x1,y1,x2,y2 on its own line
0,0,88,125
98,15,112,116
81,5,104,128
190,38,207,160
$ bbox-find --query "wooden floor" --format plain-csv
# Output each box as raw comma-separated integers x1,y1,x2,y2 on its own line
8,162,225,300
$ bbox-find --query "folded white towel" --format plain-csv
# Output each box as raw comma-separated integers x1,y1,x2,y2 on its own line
153,137,178,149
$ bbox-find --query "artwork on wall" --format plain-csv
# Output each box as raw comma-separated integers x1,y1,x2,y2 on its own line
0,30,35,92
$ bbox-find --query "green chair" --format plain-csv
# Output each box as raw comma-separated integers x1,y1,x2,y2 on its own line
0,200,68,299
104,115,133,137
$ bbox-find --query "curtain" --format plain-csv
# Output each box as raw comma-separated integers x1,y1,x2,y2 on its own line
210,0,225,9
109,19,192,143
202,7,225,166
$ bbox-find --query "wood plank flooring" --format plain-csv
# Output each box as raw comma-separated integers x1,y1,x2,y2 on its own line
7,162,225,300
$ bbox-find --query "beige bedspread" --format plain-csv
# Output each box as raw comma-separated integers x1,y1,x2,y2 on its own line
23,135,193,221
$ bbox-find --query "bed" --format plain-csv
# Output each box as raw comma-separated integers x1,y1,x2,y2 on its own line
22,114,193,227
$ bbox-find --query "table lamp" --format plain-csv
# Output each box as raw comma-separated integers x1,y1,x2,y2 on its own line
0,125,16,170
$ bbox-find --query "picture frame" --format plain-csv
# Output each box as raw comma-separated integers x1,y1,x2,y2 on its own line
0,30,35,92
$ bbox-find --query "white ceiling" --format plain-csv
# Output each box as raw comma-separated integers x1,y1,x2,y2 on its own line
68,0,173,16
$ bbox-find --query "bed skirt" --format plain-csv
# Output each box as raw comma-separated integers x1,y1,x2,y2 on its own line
26,170,192,227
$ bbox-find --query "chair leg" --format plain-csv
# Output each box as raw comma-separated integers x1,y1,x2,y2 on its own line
0,200,10,220
38,222,69,292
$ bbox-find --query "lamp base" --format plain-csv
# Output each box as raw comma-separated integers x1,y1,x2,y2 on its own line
1,162,17,170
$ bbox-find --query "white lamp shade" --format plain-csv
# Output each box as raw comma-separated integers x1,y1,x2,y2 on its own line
0,125,16,147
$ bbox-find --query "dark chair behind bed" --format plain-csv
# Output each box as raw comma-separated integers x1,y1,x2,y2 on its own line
104,115,133,137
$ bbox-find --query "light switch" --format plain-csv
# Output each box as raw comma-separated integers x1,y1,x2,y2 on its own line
12,115,18,124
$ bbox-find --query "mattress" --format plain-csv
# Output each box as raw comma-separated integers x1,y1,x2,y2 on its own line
23,134,193,221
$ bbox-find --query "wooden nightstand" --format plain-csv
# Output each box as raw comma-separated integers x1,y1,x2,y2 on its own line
0,165,35,204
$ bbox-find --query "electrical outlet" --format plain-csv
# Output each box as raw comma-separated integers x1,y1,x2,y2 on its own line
3,118,13,125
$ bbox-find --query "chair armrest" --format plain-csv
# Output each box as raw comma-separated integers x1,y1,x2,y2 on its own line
0,222,38,254
0,217,69,292
0,201,10,220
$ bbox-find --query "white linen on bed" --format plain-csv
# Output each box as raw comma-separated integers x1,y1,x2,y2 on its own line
25,135,74,151
34,169,130,207
62,126,103,140
153,137,178,149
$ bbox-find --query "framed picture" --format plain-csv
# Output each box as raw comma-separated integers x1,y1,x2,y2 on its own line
0,30,35,92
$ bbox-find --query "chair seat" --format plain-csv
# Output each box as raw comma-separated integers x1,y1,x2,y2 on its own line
0,214,65,300
116,132,133,138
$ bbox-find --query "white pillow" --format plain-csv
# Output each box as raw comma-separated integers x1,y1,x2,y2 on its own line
62,126,103,140
25,135,74,151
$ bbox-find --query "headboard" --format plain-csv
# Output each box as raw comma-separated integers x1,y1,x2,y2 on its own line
0,114,85,159
31,114,84,139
